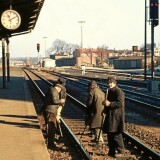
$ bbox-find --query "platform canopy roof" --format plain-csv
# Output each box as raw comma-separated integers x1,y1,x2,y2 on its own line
0,0,45,39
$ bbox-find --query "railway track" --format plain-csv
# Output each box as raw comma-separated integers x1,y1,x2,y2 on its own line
21,68,159,159
62,67,160,81
48,70,160,154
32,69,160,148
23,68,90,159
40,69,160,113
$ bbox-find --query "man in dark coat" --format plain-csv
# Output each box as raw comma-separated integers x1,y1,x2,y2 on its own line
44,77,66,149
103,77,127,158
86,80,105,143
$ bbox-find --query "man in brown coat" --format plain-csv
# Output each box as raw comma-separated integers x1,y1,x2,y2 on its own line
86,80,105,143
44,77,66,149
103,77,128,158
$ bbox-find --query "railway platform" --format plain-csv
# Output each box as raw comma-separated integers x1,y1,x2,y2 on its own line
0,67,50,160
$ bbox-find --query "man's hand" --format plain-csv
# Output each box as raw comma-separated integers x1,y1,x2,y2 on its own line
60,98,65,103
102,100,110,107
56,115,61,123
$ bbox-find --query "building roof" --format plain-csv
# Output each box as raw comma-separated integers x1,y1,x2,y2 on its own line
117,56,144,60
110,56,145,60
0,0,45,38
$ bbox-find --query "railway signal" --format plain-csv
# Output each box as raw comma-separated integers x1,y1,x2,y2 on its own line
37,43,40,65
150,0,159,26
37,43,40,52
148,0,159,80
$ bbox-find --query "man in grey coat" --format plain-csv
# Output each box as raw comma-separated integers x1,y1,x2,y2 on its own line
103,77,128,158
86,80,105,143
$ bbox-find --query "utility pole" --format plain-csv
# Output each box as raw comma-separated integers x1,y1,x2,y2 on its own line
43,37,47,57
149,0,159,80
144,0,147,80
151,20,155,79
78,21,85,48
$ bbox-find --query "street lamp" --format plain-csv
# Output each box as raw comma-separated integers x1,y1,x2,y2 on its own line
43,36,47,57
78,21,85,48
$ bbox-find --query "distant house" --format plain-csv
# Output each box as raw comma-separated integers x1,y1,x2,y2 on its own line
73,48,97,66
56,57,76,66
109,56,151,69
42,58,56,68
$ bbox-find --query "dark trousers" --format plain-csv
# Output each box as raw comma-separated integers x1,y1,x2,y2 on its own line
47,113,57,147
107,132,125,154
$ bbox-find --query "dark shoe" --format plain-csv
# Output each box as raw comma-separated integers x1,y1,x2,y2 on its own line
48,143,56,149
117,148,130,154
108,151,115,157
108,153,115,157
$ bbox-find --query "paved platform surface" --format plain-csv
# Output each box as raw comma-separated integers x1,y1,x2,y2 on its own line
0,67,50,160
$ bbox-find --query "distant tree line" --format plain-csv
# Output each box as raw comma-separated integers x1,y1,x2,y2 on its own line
46,39,109,56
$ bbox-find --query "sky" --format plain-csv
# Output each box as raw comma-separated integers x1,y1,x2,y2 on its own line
8,0,160,57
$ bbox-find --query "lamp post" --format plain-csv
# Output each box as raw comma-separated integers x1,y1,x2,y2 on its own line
78,21,85,48
43,36,47,57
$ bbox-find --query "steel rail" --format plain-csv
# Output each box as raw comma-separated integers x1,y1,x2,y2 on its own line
23,68,92,160
25,68,160,159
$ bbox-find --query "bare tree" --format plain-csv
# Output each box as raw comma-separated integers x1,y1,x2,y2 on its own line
47,39,80,55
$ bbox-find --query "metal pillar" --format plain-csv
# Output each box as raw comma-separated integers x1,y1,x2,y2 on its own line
6,38,10,82
78,21,85,48
80,24,83,48
151,20,154,79
2,38,6,88
37,50,40,64
144,0,147,80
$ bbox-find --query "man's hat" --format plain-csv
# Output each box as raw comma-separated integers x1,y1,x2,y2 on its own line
108,76,117,83
88,80,97,87
58,77,66,84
